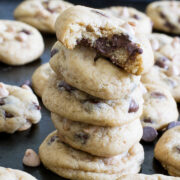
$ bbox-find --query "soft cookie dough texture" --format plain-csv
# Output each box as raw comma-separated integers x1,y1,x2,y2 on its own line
146,1,180,34
14,0,73,33
39,131,144,180
32,63,54,97
0,83,41,133
55,5,154,75
0,166,37,180
103,6,152,34
0,20,44,65
155,126,180,177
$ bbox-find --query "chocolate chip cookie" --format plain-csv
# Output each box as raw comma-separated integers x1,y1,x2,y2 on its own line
42,74,143,126
32,63,54,97
146,1,180,34
118,174,180,180
14,0,73,33
0,20,44,65
52,113,143,157
50,41,141,100
142,33,180,102
141,84,178,130
39,131,144,180
103,6,152,34
0,82,41,133
155,126,180,176
55,6,154,75
0,166,37,180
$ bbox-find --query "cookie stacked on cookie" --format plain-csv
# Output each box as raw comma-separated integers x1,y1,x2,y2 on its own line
39,5,154,179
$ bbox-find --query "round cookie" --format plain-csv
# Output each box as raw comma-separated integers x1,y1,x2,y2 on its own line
39,131,144,180
146,1,180,34
142,34,180,102
50,41,141,100
52,113,143,157
0,166,37,180
55,6,154,75
0,82,41,133
0,20,44,65
140,84,178,130
14,0,73,33
42,74,143,127
118,174,180,180
32,63,54,97
155,126,180,176
103,6,152,34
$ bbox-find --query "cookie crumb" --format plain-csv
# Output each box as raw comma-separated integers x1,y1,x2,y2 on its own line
23,149,40,167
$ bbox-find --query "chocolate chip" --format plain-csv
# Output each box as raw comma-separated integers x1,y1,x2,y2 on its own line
58,81,75,92
5,111,14,118
142,126,158,142
74,132,89,144
91,10,108,17
176,145,180,153
143,118,153,123
33,102,41,110
0,98,5,106
132,14,140,20
159,12,166,19
155,57,169,70
51,48,59,57
151,92,166,99
166,121,180,130
46,7,54,13
164,21,176,30
20,29,31,35
47,135,58,145
128,99,139,113
84,98,100,104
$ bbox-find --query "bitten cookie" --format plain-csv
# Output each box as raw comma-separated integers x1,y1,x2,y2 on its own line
0,20,44,65
52,113,143,157
32,63,54,97
50,41,141,100
140,84,178,130
118,174,180,180
14,0,73,33
0,83,41,133
0,166,37,180
155,126,180,176
39,131,144,180
55,6,154,75
146,1,180,34
103,6,152,34
142,34,180,102
42,74,143,126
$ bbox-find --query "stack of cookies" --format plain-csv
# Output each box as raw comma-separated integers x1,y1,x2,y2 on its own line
39,5,154,180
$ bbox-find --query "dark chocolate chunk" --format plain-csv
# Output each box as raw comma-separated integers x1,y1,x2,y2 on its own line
142,126,158,142
176,145,180,153
33,102,41,110
128,99,139,113
5,112,14,118
77,34,143,69
164,21,176,30
20,29,31,35
151,92,166,99
132,14,140,20
47,135,59,145
143,118,153,123
166,121,180,130
51,48,59,57
58,81,76,92
155,57,169,70
159,12,166,19
74,132,89,144
91,10,108,18
0,98,5,106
